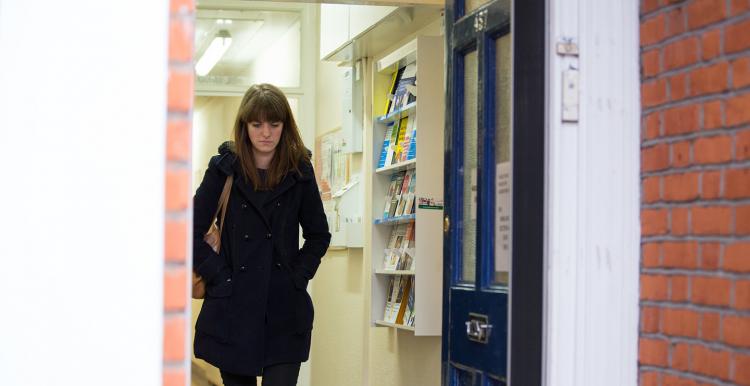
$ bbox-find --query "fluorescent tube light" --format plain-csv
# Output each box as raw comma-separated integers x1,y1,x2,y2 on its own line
195,30,232,76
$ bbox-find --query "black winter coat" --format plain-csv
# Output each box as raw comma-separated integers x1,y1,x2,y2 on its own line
192,143,330,376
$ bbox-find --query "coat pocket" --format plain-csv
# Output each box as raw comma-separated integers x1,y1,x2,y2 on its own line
195,279,233,342
294,289,314,334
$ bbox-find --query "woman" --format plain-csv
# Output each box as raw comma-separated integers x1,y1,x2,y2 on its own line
192,84,330,386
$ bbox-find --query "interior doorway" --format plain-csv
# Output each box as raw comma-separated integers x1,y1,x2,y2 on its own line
186,1,446,386
189,2,317,385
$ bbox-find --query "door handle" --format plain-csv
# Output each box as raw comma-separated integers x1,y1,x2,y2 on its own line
444,215,450,233
465,313,492,344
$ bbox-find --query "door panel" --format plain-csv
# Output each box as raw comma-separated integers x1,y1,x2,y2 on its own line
453,366,477,386
448,290,508,372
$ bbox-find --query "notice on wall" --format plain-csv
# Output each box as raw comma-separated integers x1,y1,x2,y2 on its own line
495,162,512,273
470,168,477,221
314,128,350,248
314,128,348,202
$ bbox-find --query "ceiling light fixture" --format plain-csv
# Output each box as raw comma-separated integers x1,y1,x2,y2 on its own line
195,29,232,76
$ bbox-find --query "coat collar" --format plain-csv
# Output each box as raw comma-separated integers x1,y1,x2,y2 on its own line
216,141,315,230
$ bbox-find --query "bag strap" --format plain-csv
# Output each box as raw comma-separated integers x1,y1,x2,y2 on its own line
213,174,234,253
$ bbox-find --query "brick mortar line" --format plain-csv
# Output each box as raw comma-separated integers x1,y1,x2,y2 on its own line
641,167,750,180
642,88,750,116
642,201,750,208
165,211,189,221
169,11,195,19
162,360,188,368
640,10,750,51
169,62,195,72
639,333,750,355
167,111,193,120
639,300,750,315
163,309,189,318
640,2,692,21
641,197,750,207
642,235,750,243
641,51,750,82
167,160,191,168
641,267,750,279
641,127,750,148
164,310,187,318
640,236,748,245
639,365,738,386
640,161,750,176
165,211,190,220
165,261,187,270
168,59,195,68
641,164,746,176
642,86,750,115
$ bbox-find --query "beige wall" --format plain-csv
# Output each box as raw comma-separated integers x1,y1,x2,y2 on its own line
310,12,443,386
192,96,243,189
191,95,242,385
311,46,367,385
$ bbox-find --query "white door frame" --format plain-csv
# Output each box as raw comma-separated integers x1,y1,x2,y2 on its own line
544,0,641,385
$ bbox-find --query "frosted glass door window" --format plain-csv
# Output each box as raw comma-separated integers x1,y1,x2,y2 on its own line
465,0,491,13
462,50,479,284
493,33,512,286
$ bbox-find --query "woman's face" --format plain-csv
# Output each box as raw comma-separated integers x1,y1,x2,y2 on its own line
247,120,283,157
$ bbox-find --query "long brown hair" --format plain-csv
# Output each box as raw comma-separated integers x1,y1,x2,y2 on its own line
232,84,309,190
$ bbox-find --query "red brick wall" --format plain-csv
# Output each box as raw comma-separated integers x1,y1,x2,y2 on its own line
640,0,750,385
164,0,194,385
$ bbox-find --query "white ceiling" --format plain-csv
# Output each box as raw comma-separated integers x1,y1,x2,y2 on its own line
194,6,300,76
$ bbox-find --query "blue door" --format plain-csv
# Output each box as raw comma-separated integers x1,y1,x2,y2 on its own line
442,0,545,384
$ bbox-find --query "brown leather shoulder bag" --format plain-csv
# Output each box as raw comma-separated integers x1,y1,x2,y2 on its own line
192,174,233,299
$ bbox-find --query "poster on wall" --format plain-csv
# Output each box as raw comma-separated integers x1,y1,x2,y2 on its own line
314,128,351,247
314,128,348,202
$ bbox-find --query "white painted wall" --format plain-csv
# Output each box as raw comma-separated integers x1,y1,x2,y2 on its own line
0,1,168,386
545,0,640,385
248,20,302,88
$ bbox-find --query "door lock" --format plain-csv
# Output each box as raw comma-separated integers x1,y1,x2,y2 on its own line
465,313,492,344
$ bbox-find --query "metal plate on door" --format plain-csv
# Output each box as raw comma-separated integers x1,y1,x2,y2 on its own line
465,313,492,344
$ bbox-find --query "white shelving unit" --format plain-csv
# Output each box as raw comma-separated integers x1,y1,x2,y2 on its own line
375,269,416,275
375,158,416,174
370,36,444,336
374,320,416,332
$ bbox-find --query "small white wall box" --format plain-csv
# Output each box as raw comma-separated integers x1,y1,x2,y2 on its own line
342,62,363,153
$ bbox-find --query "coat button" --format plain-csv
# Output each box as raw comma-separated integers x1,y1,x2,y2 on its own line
239,266,247,272
244,234,250,241
276,202,281,207
275,262,282,269
226,278,232,282
266,233,272,239
241,203,248,209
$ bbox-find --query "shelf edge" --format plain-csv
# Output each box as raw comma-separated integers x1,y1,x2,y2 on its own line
374,320,416,331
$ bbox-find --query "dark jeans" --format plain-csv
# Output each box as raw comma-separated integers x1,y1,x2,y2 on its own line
220,362,301,386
